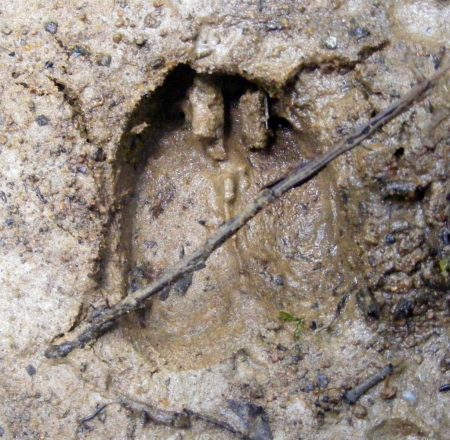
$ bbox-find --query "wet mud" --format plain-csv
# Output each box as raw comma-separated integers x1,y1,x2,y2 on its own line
0,1,449,439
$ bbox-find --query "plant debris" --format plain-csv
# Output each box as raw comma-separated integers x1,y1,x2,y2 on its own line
343,364,394,405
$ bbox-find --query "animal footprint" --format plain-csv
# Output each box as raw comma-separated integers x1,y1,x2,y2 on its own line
106,66,343,370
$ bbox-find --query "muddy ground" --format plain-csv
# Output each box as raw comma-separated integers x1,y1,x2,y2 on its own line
0,1,449,439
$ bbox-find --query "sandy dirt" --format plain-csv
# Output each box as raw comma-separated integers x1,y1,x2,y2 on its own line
0,1,449,439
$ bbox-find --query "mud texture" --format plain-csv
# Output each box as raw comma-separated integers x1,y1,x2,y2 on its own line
0,1,449,439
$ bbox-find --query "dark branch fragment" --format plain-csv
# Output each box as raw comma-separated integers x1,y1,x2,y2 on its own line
343,364,394,405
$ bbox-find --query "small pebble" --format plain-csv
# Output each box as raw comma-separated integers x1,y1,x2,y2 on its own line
304,383,315,392
290,354,302,364
385,234,396,245
115,16,127,27
36,115,49,126
93,147,107,162
112,33,123,43
79,362,88,372
72,46,89,57
44,22,58,34
316,373,329,389
383,181,419,200
135,36,147,47
196,45,214,59
438,384,450,393
44,61,54,69
414,354,424,365
76,165,88,175
144,240,157,249
144,14,161,29
26,364,37,376
393,299,414,320
274,275,284,287
1,26,12,35
350,27,370,40
5,218,14,227
391,220,410,233
130,279,139,292
266,20,284,31
402,390,417,404
96,54,112,67
353,404,368,419
324,36,337,50
440,228,450,246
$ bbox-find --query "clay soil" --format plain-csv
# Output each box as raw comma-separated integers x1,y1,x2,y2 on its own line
0,1,449,439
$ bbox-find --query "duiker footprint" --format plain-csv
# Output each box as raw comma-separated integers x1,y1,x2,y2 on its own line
108,66,346,370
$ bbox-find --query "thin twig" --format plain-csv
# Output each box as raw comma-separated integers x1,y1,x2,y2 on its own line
186,409,248,439
316,293,350,333
79,403,110,429
44,66,449,359
121,398,249,438
343,364,394,404
120,398,191,429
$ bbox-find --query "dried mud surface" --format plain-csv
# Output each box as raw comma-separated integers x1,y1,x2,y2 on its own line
0,1,449,439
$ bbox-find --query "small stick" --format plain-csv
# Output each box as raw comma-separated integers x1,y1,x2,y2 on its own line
186,409,247,439
122,398,252,439
316,293,350,332
120,398,191,429
79,403,109,429
438,384,450,393
44,66,449,359
343,364,394,405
